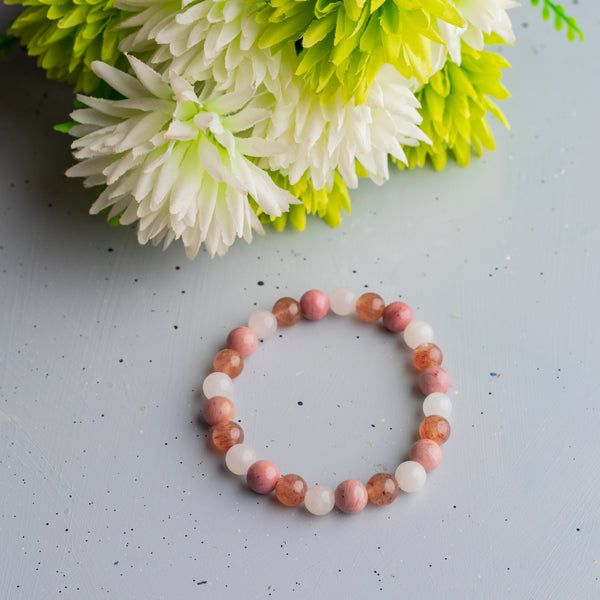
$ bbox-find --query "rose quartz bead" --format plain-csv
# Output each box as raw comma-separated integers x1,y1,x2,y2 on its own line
409,439,442,472
423,392,452,419
202,372,233,399
419,415,451,445
419,365,451,394
226,326,258,358
355,293,385,322
248,309,277,339
366,473,399,506
203,396,235,426
382,302,413,332
213,349,244,378
304,485,335,516
403,320,434,349
275,474,307,507
395,461,427,492
334,479,369,514
246,460,280,494
300,289,330,321
212,421,244,452
272,297,302,327
412,343,443,371
329,287,356,316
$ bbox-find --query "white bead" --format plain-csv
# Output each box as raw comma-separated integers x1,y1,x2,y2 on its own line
225,444,256,476
403,320,434,349
248,309,277,340
423,392,452,419
202,372,233,399
329,287,357,316
395,461,427,493
304,484,335,516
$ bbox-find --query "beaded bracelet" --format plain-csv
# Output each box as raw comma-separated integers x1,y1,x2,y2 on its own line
202,288,453,516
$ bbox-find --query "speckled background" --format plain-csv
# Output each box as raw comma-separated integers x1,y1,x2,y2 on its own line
1,4,599,599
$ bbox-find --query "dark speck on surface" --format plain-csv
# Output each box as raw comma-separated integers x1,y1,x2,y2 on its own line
257,281,264,286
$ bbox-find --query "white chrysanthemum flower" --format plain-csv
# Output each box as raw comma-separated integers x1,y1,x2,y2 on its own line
66,55,297,258
118,0,273,93
438,0,517,65
254,64,431,190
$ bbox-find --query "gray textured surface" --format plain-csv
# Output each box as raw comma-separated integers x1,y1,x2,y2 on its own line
1,4,599,599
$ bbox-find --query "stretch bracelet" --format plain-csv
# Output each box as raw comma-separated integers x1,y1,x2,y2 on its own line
202,288,453,516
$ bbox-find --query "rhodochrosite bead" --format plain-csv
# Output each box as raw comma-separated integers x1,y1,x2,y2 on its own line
212,421,244,452
419,365,451,395
247,460,280,494
203,396,235,426
355,293,385,322
335,479,368,513
227,326,258,358
410,439,442,472
248,309,277,339
304,485,335,516
300,289,330,320
213,349,243,378
419,415,451,445
272,297,302,326
366,473,399,505
329,287,356,316
383,302,413,332
412,343,443,371
275,474,308,506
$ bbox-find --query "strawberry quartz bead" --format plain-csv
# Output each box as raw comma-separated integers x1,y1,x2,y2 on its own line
419,365,451,394
334,479,369,514
419,415,451,445
412,343,443,371
275,474,308,506
366,473,399,506
355,293,385,322
410,439,442,472
246,460,280,494
213,349,244,378
272,297,302,327
203,396,235,426
300,289,330,320
212,421,244,452
226,326,258,358
382,302,413,332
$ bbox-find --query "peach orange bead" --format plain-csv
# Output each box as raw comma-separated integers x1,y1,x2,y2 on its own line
382,302,413,332
212,421,244,452
366,473,399,506
419,415,451,445
355,293,385,322
246,460,280,494
334,479,369,514
412,343,443,371
300,289,330,320
419,365,451,394
409,439,442,472
213,348,244,378
227,326,258,358
275,474,308,506
203,396,235,426
272,297,302,327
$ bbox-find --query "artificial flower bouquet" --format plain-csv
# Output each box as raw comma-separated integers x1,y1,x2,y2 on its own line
1,0,583,256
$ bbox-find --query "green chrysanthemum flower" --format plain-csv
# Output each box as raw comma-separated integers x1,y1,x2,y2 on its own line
400,45,510,171
256,0,465,104
6,0,129,93
253,171,351,231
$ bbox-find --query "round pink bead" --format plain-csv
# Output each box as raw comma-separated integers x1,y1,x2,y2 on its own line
334,479,369,514
419,365,451,395
409,439,443,472
382,302,413,332
246,460,280,494
300,289,330,321
226,326,258,358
